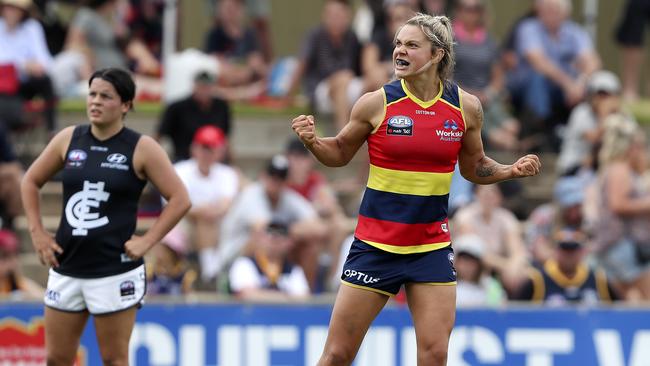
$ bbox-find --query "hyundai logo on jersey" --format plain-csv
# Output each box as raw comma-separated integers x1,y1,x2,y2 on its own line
66,149,87,168
387,115,413,136
101,153,129,171
107,153,127,164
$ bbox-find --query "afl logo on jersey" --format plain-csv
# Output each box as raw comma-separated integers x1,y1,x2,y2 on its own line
66,149,87,168
387,115,413,136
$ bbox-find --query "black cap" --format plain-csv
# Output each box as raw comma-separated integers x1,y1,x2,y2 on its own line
267,221,289,236
194,70,216,84
266,154,289,180
286,137,309,156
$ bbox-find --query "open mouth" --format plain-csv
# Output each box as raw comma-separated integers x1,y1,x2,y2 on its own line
395,59,410,67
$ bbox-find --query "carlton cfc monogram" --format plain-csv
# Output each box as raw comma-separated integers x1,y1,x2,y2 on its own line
65,180,110,236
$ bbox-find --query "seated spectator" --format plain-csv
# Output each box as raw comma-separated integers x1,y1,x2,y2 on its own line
146,239,197,296
509,0,600,148
453,183,529,294
0,229,43,299
452,0,523,152
165,126,239,282
55,0,160,98
229,221,310,301
285,137,354,291
515,229,620,305
525,171,593,265
245,0,273,62
592,115,650,300
454,233,505,307
157,70,231,162
556,71,623,176
361,0,415,90
286,0,364,131
218,155,327,289
126,0,164,60
0,0,57,131
204,0,268,101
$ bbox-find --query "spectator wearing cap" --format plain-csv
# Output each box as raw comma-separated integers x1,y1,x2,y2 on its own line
0,0,57,131
157,70,231,161
454,233,505,307
228,221,310,301
0,229,43,299
285,137,354,291
514,229,620,305
525,172,592,265
556,70,624,176
164,125,239,282
454,183,529,295
592,115,650,300
218,154,327,290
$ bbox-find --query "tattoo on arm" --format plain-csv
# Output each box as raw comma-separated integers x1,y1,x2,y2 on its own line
476,165,495,177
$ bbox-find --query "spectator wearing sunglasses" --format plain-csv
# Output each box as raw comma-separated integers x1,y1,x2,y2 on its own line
514,229,620,305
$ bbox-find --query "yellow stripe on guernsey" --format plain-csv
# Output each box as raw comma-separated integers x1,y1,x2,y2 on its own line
367,164,454,196
362,239,451,254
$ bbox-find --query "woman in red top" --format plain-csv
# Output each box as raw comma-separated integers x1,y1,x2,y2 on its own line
292,13,540,365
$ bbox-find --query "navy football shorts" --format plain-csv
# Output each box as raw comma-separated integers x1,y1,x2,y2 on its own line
340,238,456,296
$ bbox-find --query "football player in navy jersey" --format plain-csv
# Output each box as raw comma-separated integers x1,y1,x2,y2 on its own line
21,68,191,366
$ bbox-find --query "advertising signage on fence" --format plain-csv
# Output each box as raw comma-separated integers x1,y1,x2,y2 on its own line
1,303,649,366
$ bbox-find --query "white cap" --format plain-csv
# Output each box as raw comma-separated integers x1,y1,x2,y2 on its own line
453,233,485,259
587,70,621,95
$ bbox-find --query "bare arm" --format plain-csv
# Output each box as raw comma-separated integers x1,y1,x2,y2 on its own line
291,90,384,167
458,91,541,184
525,50,576,91
127,137,191,259
605,163,650,216
575,50,601,78
20,127,74,266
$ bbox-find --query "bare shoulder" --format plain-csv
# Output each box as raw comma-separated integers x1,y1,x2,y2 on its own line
50,126,76,159
351,89,386,128
460,89,482,130
135,134,166,158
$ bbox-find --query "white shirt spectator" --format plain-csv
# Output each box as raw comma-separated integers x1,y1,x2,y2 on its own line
174,159,239,206
218,182,317,271
0,18,53,77
556,103,597,174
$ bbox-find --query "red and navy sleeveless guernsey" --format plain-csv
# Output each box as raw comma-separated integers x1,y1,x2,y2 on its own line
355,79,466,254
55,125,147,278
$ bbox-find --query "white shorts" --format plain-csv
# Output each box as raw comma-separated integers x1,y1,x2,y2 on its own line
44,265,146,315
314,77,364,114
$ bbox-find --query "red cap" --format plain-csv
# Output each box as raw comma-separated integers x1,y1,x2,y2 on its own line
0,230,19,254
193,126,226,148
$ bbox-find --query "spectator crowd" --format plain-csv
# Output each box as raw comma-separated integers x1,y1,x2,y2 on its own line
1,0,650,307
